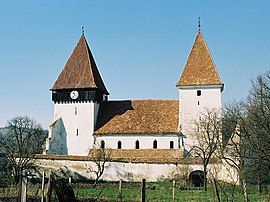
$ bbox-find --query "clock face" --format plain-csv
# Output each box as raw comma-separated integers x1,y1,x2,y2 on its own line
70,91,79,99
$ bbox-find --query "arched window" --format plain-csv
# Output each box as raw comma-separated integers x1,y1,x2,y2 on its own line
197,90,201,96
153,140,157,149
118,141,122,149
170,141,174,149
100,140,105,149
135,140,140,149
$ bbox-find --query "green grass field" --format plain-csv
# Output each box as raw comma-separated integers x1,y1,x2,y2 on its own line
74,181,270,202
0,180,269,201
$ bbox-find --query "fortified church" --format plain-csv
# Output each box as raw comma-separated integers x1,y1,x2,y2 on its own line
41,26,229,184
45,26,223,160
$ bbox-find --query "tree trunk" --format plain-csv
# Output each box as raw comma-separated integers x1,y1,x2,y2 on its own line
213,178,221,202
17,175,22,202
46,172,54,202
203,166,207,191
16,169,22,202
258,181,262,194
21,172,27,202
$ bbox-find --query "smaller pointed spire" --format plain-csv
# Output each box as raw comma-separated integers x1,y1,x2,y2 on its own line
176,31,223,87
81,26,85,36
198,17,201,33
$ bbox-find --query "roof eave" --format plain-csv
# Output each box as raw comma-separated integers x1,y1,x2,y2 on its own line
176,83,224,91
50,86,110,95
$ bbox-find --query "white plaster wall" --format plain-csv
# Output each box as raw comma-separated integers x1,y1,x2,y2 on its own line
95,135,180,149
53,102,99,156
36,159,237,183
178,86,222,150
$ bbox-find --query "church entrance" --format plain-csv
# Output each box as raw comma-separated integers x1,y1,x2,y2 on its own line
189,170,205,187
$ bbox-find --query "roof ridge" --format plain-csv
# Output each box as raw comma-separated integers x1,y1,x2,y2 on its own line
199,33,222,83
83,36,98,89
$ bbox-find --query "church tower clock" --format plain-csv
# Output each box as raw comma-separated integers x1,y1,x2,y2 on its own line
46,32,109,156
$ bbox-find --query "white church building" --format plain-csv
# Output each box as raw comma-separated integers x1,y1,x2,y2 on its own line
41,27,231,183
45,28,223,157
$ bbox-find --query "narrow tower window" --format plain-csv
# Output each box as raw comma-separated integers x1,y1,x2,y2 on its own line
118,141,122,149
100,140,105,149
76,129,79,136
75,107,77,115
153,140,157,149
170,141,174,149
198,101,200,105
135,140,140,149
197,90,201,96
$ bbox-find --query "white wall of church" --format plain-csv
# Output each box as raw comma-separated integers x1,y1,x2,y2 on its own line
94,135,180,149
178,86,222,150
52,102,99,156
36,158,237,184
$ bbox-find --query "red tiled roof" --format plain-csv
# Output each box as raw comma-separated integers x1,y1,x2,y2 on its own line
94,100,179,135
51,35,109,94
176,32,223,87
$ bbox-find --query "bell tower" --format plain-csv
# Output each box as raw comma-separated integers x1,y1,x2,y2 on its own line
176,30,224,150
46,32,109,156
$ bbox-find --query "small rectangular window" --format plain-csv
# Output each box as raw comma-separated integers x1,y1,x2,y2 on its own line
75,107,77,115
76,129,79,136
197,90,201,96
198,101,200,105
170,141,174,149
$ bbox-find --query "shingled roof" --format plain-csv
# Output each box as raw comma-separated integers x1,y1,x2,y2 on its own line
94,100,179,135
51,35,109,94
176,32,223,87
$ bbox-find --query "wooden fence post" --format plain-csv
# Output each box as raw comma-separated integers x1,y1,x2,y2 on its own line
141,178,146,202
118,179,122,202
21,171,28,202
46,171,54,202
41,170,45,202
172,180,176,202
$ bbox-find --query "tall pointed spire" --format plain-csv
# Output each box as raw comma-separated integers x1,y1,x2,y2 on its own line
176,32,223,87
51,34,109,95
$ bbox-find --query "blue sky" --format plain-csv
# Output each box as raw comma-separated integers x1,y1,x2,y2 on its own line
0,1,269,128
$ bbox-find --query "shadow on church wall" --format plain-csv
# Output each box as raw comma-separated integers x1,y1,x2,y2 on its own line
49,118,68,155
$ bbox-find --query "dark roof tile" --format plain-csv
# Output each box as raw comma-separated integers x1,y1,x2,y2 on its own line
51,36,109,94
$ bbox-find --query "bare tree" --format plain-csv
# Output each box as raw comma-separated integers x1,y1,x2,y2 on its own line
242,71,270,194
244,71,270,164
0,116,47,185
88,147,111,187
189,109,222,191
219,71,270,200
220,101,256,202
